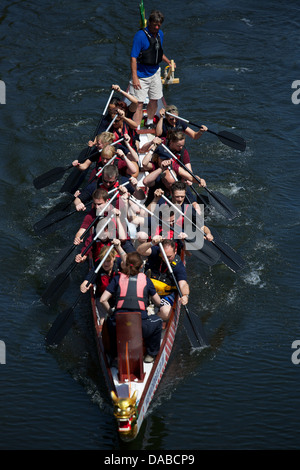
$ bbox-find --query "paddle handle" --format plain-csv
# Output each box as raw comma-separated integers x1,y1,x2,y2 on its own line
161,144,203,186
158,242,181,293
166,112,207,131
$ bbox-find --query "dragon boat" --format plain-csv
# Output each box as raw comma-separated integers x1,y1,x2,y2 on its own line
88,116,186,441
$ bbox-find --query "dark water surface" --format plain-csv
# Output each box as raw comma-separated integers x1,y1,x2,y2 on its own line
0,0,299,450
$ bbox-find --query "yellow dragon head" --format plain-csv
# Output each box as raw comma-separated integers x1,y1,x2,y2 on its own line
111,390,138,441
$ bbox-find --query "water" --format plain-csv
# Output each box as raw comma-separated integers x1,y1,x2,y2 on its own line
0,0,299,450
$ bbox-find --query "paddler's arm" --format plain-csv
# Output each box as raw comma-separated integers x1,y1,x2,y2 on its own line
151,292,161,307
130,57,141,90
116,108,138,130
116,149,138,176
137,235,163,257
123,134,139,162
162,54,173,67
155,108,165,137
180,171,206,187
178,279,190,305
202,225,214,242
73,194,86,212
146,188,164,212
112,84,138,106
143,166,165,187
185,125,208,140
112,207,127,241
99,290,113,316
113,238,127,263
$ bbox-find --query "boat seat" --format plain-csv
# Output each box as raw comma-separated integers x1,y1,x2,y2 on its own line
115,311,145,383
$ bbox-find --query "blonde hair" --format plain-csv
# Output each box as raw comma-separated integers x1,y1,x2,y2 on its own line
165,104,178,115
101,145,115,159
98,245,117,262
95,132,115,145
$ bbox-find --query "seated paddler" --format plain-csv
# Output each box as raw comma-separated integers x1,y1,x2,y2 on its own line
137,236,189,321
99,251,163,364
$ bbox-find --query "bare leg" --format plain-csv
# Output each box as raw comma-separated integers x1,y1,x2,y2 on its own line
158,304,171,322
133,102,144,126
147,99,158,121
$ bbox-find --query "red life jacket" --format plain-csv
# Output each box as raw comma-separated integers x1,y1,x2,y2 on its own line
116,272,148,311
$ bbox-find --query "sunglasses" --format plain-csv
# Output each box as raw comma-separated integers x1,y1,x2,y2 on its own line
102,179,117,185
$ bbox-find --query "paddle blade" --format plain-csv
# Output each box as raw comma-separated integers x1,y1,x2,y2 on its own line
33,209,76,234
33,166,70,189
217,130,246,152
183,309,208,349
189,239,221,266
216,241,246,273
60,167,89,194
41,270,72,306
206,189,240,220
49,244,81,274
45,307,75,346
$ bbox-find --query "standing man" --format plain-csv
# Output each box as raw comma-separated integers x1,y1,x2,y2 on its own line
129,10,173,128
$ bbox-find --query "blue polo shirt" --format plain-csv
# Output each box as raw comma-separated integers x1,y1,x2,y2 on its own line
131,27,164,78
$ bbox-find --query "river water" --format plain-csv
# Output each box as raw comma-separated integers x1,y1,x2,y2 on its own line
0,0,299,451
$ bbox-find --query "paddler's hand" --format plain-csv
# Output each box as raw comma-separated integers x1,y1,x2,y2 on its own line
112,238,121,248
180,294,189,306
112,208,121,217
195,176,206,187
154,188,164,200
132,77,141,90
151,235,163,246
75,201,86,212
80,280,92,293
74,235,82,245
160,159,172,171
178,232,188,240
116,148,125,160
112,84,121,92
159,108,165,118
129,176,138,187
75,253,87,264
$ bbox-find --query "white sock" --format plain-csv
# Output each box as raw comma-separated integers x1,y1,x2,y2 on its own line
147,118,153,124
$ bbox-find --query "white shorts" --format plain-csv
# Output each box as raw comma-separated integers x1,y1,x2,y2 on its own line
129,68,163,103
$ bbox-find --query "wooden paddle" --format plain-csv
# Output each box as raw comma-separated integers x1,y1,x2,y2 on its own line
45,245,115,346
158,242,208,349
161,144,240,220
166,112,246,152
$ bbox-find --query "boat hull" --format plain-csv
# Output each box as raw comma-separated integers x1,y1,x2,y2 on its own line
90,260,182,442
